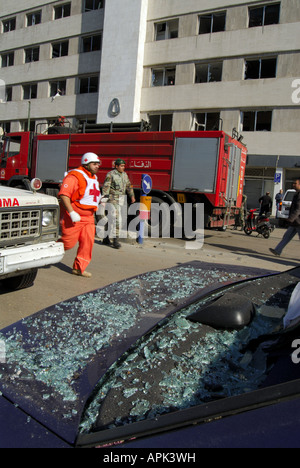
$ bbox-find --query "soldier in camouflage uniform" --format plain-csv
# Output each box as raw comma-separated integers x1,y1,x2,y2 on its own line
102,158,135,248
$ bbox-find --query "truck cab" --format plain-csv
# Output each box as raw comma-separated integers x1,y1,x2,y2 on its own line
0,180,64,290
0,132,32,189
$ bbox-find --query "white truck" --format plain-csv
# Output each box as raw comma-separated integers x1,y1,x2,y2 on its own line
0,180,64,290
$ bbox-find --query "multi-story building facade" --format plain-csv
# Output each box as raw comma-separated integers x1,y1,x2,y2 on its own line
0,0,300,208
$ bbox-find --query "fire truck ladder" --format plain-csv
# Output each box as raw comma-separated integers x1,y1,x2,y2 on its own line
78,120,150,133
223,145,237,228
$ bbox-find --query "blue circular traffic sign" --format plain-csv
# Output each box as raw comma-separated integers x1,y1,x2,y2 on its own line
142,174,152,194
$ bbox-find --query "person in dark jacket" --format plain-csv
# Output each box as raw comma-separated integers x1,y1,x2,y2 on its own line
275,189,284,211
269,178,300,256
259,192,272,216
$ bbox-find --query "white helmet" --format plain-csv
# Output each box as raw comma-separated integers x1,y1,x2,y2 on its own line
81,152,100,165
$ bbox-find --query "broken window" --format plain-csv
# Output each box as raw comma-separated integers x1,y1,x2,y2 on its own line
1,52,14,68
82,34,102,53
79,76,99,94
249,3,280,27
52,41,69,58
54,3,71,19
50,80,66,97
242,111,272,131
25,47,40,63
245,57,277,80
26,11,42,26
199,12,226,34
195,62,222,83
155,20,179,41
148,114,173,131
194,112,221,131
23,84,38,100
151,67,176,86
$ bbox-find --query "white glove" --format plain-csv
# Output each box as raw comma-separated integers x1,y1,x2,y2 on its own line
69,211,81,223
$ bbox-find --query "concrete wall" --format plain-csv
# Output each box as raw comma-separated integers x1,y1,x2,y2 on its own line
96,0,148,123
0,0,103,130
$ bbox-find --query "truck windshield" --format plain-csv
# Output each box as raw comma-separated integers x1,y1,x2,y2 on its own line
1,136,21,167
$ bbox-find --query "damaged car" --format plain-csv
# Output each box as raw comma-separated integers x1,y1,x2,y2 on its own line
0,261,300,448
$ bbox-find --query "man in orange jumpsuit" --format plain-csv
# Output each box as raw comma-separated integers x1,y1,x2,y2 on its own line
59,152,101,277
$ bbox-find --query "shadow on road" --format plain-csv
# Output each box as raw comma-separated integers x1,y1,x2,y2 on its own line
207,242,299,269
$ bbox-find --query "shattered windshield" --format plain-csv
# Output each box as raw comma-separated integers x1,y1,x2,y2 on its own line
0,262,298,443
79,273,295,434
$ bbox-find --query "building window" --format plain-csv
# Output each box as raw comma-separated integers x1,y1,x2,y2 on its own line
0,122,11,133
194,112,221,131
244,57,277,80
155,20,178,41
151,67,176,87
50,80,66,98
242,111,272,131
198,12,226,34
5,87,12,102
79,76,99,94
52,41,69,58
195,62,222,83
23,84,38,100
1,52,14,68
149,114,173,131
54,3,71,19
82,34,102,52
25,47,39,63
249,3,280,28
0,86,12,103
2,18,16,33
22,120,36,132
26,11,42,26
84,0,105,11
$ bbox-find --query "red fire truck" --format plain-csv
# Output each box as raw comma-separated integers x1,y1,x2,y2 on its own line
0,123,247,230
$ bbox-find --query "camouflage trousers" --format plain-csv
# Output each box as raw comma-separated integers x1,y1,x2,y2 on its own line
106,200,123,238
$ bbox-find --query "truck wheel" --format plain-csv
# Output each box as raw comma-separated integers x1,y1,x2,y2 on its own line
2,269,38,291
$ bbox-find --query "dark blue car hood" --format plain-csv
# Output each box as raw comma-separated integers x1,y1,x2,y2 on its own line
0,261,270,446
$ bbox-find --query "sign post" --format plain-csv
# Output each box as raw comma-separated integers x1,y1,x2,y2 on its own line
138,174,152,244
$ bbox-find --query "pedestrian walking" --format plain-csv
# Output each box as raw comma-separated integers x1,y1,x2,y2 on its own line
58,152,101,277
259,191,272,216
102,158,135,248
269,178,300,257
275,189,284,212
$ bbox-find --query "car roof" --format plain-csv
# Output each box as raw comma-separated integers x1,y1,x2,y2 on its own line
0,261,270,445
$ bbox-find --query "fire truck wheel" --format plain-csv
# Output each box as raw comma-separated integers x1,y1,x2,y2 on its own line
2,269,38,291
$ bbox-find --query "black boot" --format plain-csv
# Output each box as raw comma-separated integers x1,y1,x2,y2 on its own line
113,237,121,249
102,236,111,246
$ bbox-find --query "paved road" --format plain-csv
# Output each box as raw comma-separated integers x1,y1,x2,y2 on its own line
0,225,299,328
